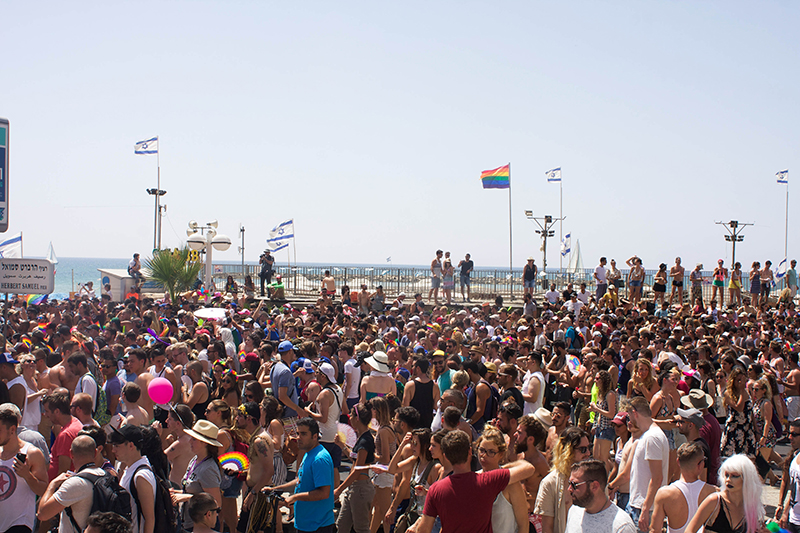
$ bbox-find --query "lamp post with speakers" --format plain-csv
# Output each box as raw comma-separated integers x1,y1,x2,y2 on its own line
186,220,231,290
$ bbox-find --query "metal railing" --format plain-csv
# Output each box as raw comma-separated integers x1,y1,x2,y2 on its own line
209,263,788,303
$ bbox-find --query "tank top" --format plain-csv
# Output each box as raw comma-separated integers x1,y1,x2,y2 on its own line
0,441,37,532
191,381,211,421
789,452,800,525
618,359,632,396
668,478,706,533
374,425,397,463
8,375,40,430
492,489,518,533
316,384,343,443
707,496,746,533
409,379,435,429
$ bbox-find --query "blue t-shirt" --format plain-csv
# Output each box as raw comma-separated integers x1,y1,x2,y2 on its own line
102,376,123,414
295,444,335,531
270,361,299,418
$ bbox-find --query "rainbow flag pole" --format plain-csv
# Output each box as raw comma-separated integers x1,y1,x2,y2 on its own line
480,163,513,296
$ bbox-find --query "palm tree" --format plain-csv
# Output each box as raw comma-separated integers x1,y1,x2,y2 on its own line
144,248,202,304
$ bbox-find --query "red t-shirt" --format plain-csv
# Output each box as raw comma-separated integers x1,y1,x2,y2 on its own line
48,416,84,480
423,468,510,533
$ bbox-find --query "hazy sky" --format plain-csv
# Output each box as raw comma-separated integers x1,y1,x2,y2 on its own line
3,1,798,270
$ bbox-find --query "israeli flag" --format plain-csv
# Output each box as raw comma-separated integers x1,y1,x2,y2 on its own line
777,169,789,184
777,258,788,279
0,232,22,258
134,136,158,154
268,242,289,253
267,219,294,243
546,167,562,182
386,256,392,263
561,233,571,257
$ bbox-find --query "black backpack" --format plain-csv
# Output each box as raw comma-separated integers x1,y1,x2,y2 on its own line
65,468,132,532
129,463,177,533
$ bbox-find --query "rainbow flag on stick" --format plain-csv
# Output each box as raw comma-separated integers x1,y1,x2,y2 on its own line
481,164,510,189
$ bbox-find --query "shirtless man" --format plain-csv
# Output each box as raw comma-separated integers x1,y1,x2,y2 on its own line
168,342,192,397
238,402,275,522
649,442,716,533
669,257,686,306
784,352,800,423
357,284,371,315
149,348,181,405
164,405,196,487
515,415,551,519
48,340,80,393
428,249,444,305
120,382,150,426
128,349,155,420
321,270,335,297
545,401,571,463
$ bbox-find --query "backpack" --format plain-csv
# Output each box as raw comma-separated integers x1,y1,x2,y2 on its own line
129,462,178,533
65,469,132,532
565,327,584,351
78,373,111,426
485,381,502,421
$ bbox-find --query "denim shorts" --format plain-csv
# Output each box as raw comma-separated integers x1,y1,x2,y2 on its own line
460,275,471,287
595,426,615,441
524,279,536,288
222,475,243,498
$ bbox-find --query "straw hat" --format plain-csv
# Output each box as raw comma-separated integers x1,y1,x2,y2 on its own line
365,351,391,373
532,408,553,429
184,420,223,447
680,389,714,410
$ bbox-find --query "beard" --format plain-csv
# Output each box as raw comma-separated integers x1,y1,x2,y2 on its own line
515,439,528,454
571,491,592,508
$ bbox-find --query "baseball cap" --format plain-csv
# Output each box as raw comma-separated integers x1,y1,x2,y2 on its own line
676,408,705,429
302,360,315,374
278,340,295,353
318,362,336,383
109,425,144,449
484,362,497,374
612,412,629,425
1,353,19,365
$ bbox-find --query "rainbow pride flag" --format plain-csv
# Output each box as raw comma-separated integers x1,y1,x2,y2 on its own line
480,164,510,189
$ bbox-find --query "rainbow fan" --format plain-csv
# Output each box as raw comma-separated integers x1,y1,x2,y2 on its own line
219,451,249,471
567,354,582,376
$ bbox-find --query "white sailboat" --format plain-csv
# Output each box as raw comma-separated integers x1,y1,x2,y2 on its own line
46,241,58,274
567,239,584,276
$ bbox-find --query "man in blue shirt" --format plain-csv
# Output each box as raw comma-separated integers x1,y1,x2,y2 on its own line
267,418,335,533
270,340,306,419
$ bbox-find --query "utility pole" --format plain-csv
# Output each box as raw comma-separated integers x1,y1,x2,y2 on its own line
525,211,565,273
716,220,752,267
238,226,246,277
146,188,166,250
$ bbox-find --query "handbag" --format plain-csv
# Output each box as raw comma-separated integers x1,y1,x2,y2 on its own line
395,459,436,533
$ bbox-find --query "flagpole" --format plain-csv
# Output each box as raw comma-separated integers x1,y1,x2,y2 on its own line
785,181,789,261
508,162,513,298
156,136,162,250
559,178,563,272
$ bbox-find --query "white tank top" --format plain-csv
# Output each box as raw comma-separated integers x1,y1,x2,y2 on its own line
8,376,41,431
789,453,800,524
668,478,706,533
492,490,519,533
316,384,343,443
0,441,37,531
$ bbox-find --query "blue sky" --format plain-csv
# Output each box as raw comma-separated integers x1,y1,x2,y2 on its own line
2,1,798,270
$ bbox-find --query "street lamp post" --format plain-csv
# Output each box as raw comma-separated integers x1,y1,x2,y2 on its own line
147,188,167,250
187,220,231,290
716,220,752,268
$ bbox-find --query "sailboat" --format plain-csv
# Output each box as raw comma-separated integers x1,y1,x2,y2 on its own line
46,241,58,274
567,239,584,277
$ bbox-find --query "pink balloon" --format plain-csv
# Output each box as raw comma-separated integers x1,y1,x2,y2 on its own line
148,377,173,405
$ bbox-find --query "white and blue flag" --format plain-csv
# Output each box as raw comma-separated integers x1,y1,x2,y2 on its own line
776,258,788,280
0,232,22,258
268,242,289,253
777,170,789,184
561,233,571,257
546,167,562,182
386,257,392,263
267,219,294,243
134,137,158,154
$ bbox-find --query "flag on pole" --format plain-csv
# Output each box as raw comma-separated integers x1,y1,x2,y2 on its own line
134,137,159,154
268,242,289,253
777,170,789,184
561,233,571,257
480,164,510,189
777,258,788,279
546,167,562,182
0,232,22,258
267,219,294,243
386,257,392,263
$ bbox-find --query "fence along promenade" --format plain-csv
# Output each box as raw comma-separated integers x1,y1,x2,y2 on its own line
210,263,789,304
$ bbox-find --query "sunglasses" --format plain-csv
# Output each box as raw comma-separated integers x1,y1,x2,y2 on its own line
567,480,588,490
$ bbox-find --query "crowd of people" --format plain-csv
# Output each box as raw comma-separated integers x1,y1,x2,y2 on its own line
2,252,800,533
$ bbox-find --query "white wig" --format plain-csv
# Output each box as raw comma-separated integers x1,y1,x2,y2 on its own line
718,454,764,533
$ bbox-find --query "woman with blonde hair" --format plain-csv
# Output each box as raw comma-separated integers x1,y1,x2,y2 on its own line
476,425,529,533
687,454,764,533
751,376,783,483
628,359,658,402
533,427,591,533
721,367,757,457
8,353,45,431
369,396,397,533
